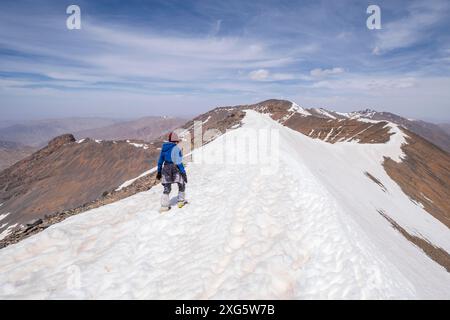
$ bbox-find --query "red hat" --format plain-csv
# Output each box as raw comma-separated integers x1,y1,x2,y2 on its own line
168,131,180,142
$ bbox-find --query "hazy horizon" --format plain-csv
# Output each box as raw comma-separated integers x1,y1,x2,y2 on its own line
1,0,449,122
1,100,449,125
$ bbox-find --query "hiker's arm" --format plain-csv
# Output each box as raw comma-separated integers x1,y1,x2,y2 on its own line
157,150,164,173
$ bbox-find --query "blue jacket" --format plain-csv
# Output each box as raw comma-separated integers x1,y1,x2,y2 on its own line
157,142,186,174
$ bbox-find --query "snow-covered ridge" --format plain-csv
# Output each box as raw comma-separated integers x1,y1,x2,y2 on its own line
332,109,378,120
284,102,389,127
313,108,337,119
289,101,312,117
0,111,448,299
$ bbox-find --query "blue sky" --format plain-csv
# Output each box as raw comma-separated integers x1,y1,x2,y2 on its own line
0,0,449,121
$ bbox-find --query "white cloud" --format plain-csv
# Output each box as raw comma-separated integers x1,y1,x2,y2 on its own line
248,69,298,81
1,2,449,121
310,76,417,91
310,67,345,78
373,0,449,54
372,46,381,55
336,31,352,41
249,69,270,81
271,73,296,81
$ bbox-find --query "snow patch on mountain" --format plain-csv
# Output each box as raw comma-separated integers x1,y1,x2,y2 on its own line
0,223,17,241
203,116,212,124
348,109,377,119
0,212,9,222
289,102,311,117
313,108,337,119
126,141,149,150
356,117,382,124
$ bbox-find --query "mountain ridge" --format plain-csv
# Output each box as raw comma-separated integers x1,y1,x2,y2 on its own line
0,99,448,266
0,107,448,299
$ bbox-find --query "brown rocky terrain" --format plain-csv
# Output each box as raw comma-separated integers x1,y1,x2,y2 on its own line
378,209,450,272
0,134,159,239
240,99,393,143
242,100,450,152
383,129,450,228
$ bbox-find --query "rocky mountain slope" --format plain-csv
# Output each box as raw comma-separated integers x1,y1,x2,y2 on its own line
0,135,160,240
252,102,450,153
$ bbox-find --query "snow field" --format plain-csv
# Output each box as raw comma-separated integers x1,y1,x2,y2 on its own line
0,111,448,299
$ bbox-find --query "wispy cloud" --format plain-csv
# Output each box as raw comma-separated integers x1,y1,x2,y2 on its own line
310,76,416,91
310,67,345,78
249,69,269,81
0,0,449,120
373,0,450,54
248,69,298,82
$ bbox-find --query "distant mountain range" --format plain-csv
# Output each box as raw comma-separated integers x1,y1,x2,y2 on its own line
0,117,122,147
0,141,36,171
74,116,186,142
0,116,186,172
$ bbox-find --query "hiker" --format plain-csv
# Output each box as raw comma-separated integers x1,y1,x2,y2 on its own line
156,131,188,211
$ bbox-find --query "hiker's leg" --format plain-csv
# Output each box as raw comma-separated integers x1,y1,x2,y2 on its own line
177,182,185,202
161,183,171,207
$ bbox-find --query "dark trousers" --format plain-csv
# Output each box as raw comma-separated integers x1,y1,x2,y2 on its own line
163,183,185,194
